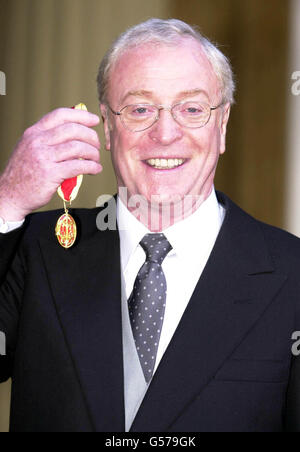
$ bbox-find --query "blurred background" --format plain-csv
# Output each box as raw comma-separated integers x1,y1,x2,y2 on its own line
0,0,300,432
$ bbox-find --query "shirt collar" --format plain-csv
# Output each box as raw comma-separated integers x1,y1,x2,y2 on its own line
117,187,225,271
163,188,224,260
117,196,150,272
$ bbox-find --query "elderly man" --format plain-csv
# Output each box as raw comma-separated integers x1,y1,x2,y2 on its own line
0,18,299,432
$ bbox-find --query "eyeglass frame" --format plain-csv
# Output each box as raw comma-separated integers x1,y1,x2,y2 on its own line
106,100,224,132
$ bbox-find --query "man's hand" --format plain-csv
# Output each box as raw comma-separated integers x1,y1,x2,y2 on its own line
0,108,102,221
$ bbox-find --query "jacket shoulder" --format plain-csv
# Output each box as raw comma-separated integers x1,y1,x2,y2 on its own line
257,219,300,267
217,190,300,268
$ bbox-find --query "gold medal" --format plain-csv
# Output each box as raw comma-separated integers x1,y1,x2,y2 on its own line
55,102,87,249
55,204,77,249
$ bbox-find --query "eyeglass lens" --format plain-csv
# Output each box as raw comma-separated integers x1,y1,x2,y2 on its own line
120,102,211,131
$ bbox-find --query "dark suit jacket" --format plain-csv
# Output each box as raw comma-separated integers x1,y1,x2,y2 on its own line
1,191,300,432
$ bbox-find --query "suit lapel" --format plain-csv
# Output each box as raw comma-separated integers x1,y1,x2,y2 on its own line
130,193,287,432
39,209,125,432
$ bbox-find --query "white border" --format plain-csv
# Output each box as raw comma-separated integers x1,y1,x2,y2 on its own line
285,0,300,235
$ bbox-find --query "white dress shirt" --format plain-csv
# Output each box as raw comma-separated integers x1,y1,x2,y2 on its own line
0,217,24,233
117,187,226,430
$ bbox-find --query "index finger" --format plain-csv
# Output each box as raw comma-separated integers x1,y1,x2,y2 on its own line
36,107,100,131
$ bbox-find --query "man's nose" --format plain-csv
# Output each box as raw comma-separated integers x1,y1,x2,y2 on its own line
148,109,183,145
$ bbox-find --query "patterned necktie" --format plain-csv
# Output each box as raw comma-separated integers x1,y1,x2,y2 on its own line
128,233,172,383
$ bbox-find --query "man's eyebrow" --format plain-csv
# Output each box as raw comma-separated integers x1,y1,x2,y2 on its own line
120,88,209,105
176,88,208,99
120,90,153,104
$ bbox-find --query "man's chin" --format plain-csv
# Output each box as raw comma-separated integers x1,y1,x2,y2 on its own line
147,192,184,208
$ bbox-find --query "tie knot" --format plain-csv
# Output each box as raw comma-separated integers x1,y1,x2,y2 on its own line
140,233,172,264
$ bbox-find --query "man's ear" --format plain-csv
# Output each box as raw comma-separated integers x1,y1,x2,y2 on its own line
100,103,111,151
219,103,231,155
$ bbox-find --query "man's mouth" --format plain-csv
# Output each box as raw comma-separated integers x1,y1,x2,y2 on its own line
145,158,186,170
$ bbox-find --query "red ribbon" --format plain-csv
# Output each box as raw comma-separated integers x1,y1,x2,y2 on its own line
60,178,78,202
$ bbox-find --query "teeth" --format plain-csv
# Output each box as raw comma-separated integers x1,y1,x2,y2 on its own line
146,158,185,169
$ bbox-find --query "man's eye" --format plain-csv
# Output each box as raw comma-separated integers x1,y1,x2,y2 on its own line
130,106,154,116
187,108,198,113
135,107,148,114
175,102,206,116
184,106,203,114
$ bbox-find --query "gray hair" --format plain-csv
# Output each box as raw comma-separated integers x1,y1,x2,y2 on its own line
97,18,235,105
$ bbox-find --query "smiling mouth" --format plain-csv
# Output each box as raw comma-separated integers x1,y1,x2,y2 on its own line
145,158,186,170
